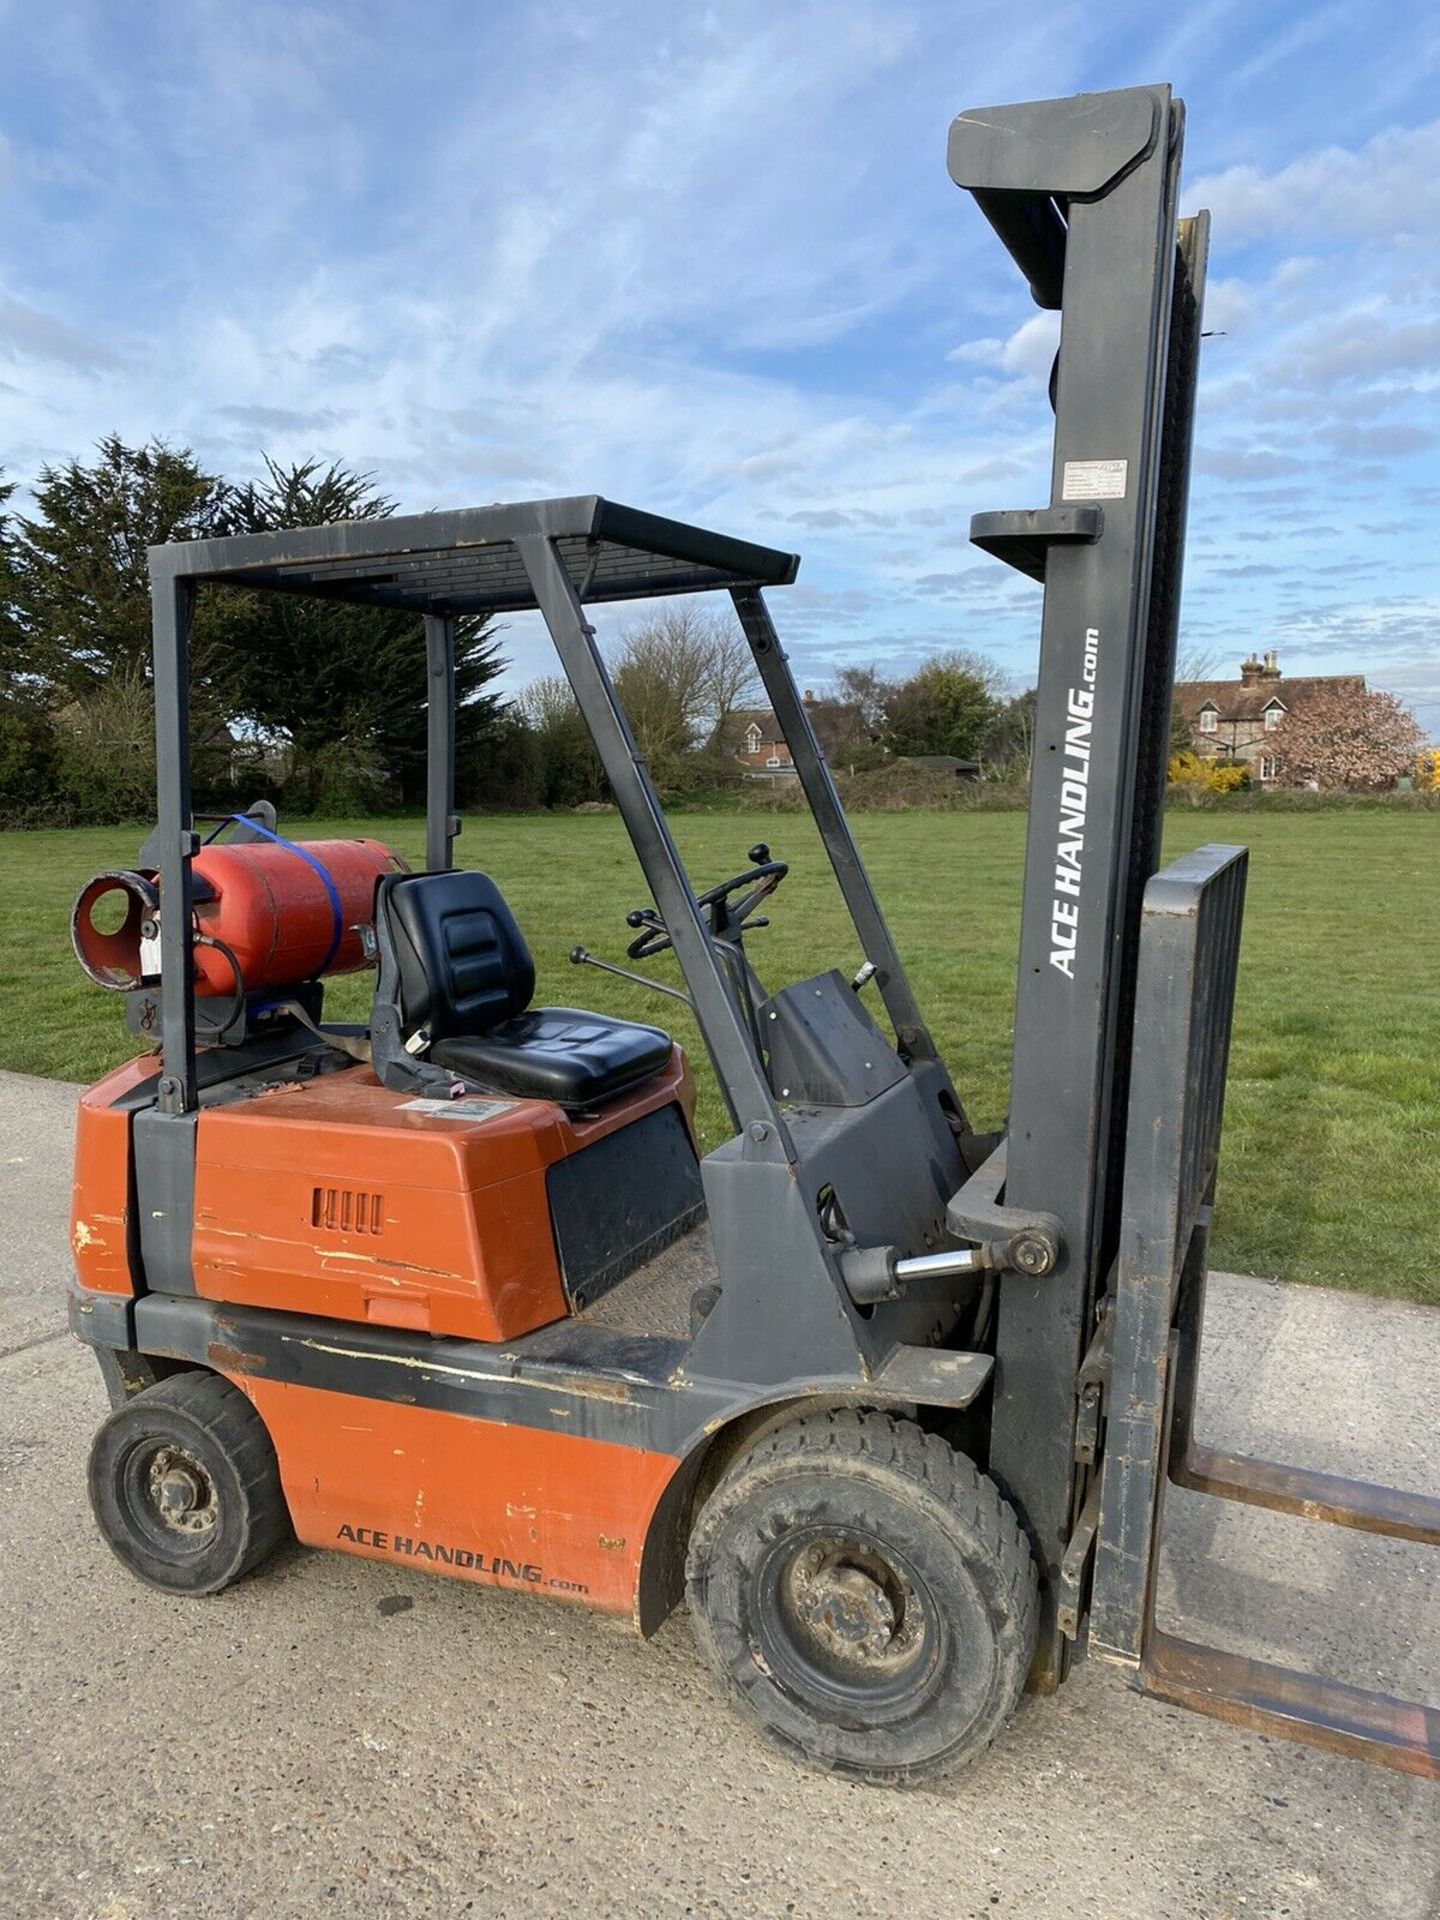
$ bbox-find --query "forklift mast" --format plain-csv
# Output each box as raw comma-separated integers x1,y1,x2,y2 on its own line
952,87,1438,1777
949,84,1206,1686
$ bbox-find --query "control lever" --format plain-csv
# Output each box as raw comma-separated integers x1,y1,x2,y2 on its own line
568,946,693,1007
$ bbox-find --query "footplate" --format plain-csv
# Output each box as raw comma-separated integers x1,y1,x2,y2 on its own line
1082,844,1439,1779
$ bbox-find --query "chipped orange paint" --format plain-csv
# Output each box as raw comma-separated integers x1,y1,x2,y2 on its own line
71,1057,155,1296
70,1044,696,1345
190,1051,695,1341
233,1374,683,1617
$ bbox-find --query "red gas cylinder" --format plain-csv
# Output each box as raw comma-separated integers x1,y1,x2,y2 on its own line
73,836,403,999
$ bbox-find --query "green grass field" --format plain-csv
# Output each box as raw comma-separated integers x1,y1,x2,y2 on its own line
2,808,1436,1302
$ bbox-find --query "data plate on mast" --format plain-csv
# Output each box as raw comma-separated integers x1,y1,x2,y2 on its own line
1062,458,1128,501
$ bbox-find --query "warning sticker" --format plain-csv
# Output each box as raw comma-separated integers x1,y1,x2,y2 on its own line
397,1097,517,1123
1062,458,1128,502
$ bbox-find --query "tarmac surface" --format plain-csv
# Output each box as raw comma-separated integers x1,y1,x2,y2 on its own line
1,1066,1436,1920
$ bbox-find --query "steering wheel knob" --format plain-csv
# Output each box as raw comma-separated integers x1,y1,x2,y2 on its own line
748,843,771,864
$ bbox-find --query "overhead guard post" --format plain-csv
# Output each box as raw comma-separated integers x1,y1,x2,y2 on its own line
728,586,959,1097
424,614,458,873
516,535,793,1160
148,566,198,1115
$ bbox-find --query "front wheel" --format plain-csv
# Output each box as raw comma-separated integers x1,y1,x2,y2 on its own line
686,1410,1037,1785
88,1371,290,1595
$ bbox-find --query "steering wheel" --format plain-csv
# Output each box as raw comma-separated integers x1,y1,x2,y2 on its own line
626,844,789,959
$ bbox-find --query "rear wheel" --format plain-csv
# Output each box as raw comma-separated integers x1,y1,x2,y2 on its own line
88,1371,290,1595
686,1409,1037,1785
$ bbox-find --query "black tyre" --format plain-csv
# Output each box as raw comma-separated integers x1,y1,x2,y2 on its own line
686,1409,1037,1786
87,1371,290,1595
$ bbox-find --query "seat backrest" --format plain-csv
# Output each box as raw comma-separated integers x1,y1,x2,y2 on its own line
378,870,535,1040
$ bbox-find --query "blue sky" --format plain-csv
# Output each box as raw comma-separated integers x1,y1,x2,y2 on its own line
2,1,1437,729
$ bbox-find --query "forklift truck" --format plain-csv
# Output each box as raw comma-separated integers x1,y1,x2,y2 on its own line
67,84,1439,1784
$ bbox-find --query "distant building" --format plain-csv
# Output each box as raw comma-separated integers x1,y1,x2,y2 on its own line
734,701,802,777
1174,652,1365,787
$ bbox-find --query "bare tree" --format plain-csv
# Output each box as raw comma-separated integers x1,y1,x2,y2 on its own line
515,672,603,806
608,607,760,773
985,686,1037,781
1175,643,1221,685
835,665,889,738
701,619,763,745
1171,645,1220,756
805,687,873,761
516,674,579,729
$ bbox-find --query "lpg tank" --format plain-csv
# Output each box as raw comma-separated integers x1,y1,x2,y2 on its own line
72,835,403,999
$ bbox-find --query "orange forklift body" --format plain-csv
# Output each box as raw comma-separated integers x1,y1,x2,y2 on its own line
75,1048,696,1344
72,1046,701,1616
238,1378,680,1616
189,1051,695,1342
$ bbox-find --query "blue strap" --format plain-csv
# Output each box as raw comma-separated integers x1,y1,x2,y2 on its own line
228,815,345,975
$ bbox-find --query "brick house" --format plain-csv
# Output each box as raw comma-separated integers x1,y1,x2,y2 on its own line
734,705,797,776
1174,651,1365,787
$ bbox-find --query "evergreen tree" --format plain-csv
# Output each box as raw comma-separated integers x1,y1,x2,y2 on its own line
212,457,507,810
0,471,21,684
11,436,228,699
881,652,1001,761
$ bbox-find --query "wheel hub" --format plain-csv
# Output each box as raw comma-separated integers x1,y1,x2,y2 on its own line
799,1565,896,1656
157,1467,201,1516
785,1540,923,1671
145,1447,217,1535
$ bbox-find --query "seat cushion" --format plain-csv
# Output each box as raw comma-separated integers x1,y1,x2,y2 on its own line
382,870,535,1040
430,1007,673,1108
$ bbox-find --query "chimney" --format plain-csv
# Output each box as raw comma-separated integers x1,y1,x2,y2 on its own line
802,689,815,705
1239,654,1264,688
1261,649,1280,680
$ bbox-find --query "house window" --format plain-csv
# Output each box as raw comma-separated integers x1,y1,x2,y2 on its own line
745,725,761,754
1199,708,1218,734
1264,706,1281,730
1259,755,1278,781
766,752,782,768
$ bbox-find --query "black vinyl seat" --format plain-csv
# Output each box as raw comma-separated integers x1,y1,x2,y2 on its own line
377,870,673,1108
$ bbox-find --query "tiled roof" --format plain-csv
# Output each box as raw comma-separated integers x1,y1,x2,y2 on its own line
1175,674,1364,724
735,708,787,746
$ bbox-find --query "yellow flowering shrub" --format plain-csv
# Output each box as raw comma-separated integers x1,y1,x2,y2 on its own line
1168,751,1250,794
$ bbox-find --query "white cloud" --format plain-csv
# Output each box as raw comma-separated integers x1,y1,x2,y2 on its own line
949,311,1059,386
0,292,122,371
0,1,1436,719
1280,312,1440,390
1188,120,1440,243
1226,3,1350,89
1198,277,1252,337
1271,596,1440,736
